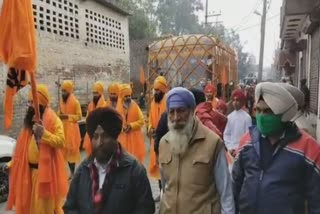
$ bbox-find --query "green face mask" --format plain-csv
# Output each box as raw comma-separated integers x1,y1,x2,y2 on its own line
256,113,286,136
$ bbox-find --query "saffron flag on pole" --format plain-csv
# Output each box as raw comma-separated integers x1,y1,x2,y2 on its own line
0,0,39,129
140,66,146,85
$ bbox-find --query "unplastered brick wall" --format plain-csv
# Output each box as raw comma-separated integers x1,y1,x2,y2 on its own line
309,26,320,115
0,0,130,136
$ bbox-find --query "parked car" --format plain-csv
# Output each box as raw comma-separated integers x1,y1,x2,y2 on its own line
0,135,16,202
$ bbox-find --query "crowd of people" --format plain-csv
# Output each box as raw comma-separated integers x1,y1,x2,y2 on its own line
3,76,320,214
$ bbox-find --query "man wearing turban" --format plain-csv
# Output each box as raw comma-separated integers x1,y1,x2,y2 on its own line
59,80,82,178
148,76,167,199
279,83,316,138
204,83,219,109
63,107,155,214
223,89,252,155
117,84,146,163
233,82,320,214
6,84,68,214
159,87,234,214
106,82,120,109
83,81,107,156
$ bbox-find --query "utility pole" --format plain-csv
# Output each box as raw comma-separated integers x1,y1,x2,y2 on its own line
205,0,221,25
258,0,268,82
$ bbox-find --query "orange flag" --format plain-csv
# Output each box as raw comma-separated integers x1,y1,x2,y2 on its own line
140,66,146,85
0,0,38,129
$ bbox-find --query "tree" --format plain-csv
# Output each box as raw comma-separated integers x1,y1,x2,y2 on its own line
117,0,157,40
156,0,203,35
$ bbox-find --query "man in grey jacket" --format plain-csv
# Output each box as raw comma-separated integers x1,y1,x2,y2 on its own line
159,87,234,214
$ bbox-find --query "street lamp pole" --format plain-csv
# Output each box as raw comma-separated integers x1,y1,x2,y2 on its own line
258,0,267,82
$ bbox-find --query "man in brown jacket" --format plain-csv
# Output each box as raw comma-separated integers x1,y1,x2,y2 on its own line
159,87,235,214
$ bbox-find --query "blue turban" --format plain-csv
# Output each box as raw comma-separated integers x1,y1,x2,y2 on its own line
166,87,196,110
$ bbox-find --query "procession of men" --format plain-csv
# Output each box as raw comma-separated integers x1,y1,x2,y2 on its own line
0,75,319,214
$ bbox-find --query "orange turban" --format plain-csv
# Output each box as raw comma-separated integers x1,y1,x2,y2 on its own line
120,84,132,98
204,84,217,94
61,80,74,93
154,76,167,93
28,84,50,106
92,81,104,95
108,82,120,95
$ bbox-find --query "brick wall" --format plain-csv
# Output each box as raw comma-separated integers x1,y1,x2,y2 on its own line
309,26,320,114
129,39,154,97
0,0,130,137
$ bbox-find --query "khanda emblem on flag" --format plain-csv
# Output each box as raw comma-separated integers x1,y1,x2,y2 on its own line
6,68,29,90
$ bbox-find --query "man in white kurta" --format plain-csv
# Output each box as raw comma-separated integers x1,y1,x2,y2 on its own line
224,89,252,154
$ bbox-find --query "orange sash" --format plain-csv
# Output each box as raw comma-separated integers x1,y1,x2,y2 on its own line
37,108,69,198
83,95,106,156
117,100,145,163
6,128,33,213
148,97,166,179
59,94,81,162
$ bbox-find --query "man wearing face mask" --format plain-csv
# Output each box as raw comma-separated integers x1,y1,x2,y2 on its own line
106,82,120,109
148,76,167,199
6,85,68,214
117,84,146,163
83,81,107,156
59,80,82,178
232,82,320,214
63,107,155,214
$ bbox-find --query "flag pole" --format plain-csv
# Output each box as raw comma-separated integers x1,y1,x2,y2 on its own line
30,72,40,123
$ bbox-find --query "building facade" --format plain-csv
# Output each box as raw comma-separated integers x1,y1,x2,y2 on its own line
279,0,320,140
0,0,130,136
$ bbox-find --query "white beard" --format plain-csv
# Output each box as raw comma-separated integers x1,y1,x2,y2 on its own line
167,114,195,156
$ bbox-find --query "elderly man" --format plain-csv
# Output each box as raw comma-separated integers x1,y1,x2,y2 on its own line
106,82,120,109
148,76,167,198
117,84,146,163
233,82,320,214
224,89,252,155
159,87,234,214
279,83,316,138
59,80,82,177
63,107,155,214
83,81,107,156
7,85,68,214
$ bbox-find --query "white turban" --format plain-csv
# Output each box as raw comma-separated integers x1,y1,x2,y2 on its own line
278,83,305,109
255,82,298,122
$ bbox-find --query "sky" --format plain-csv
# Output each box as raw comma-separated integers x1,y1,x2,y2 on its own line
200,0,282,68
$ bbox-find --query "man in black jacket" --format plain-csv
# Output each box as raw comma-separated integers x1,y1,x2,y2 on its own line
63,107,155,214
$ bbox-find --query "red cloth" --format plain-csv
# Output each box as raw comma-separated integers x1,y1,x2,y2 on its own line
232,89,246,102
204,84,217,94
195,102,228,139
217,100,227,115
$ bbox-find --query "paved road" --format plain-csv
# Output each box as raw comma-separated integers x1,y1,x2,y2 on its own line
0,127,160,213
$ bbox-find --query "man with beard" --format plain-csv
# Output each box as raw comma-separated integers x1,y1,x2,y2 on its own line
204,83,219,109
63,107,155,214
59,80,82,178
83,81,107,156
117,84,146,163
148,76,167,200
106,82,120,109
159,87,234,214
6,85,68,214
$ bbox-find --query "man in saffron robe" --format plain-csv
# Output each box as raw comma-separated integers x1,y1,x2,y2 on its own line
148,76,167,201
117,84,146,163
204,83,219,109
6,84,68,214
59,80,82,178
106,82,120,109
83,81,107,156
